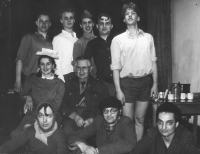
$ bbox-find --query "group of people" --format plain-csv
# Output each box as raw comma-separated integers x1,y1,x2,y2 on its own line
0,2,199,154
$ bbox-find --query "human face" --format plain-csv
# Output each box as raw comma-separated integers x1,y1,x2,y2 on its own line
103,108,120,124
36,15,51,33
38,106,54,130
80,18,94,34
60,12,75,30
39,58,54,77
97,16,113,36
75,60,91,81
124,9,140,26
157,112,179,139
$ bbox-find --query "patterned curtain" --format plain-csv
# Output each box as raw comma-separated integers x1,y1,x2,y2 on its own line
147,0,172,91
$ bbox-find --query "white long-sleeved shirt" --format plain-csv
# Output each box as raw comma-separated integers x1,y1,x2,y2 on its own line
110,29,157,78
53,30,78,82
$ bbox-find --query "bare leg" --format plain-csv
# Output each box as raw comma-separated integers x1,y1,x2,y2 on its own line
135,101,149,141
122,103,134,120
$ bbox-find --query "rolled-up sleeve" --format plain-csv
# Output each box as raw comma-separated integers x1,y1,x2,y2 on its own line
110,37,122,70
149,35,157,62
15,35,31,64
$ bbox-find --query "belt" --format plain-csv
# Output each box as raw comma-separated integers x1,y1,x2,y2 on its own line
122,74,151,79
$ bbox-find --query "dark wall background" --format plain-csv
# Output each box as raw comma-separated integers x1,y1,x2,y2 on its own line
0,0,147,93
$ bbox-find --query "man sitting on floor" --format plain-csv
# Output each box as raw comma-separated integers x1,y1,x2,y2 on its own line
0,102,69,154
68,96,136,154
134,102,199,154
61,56,109,135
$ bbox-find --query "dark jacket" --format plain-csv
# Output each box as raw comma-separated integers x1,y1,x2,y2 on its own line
134,125,199,154
84,35,114,83
68,115,136,154
61,75,109,120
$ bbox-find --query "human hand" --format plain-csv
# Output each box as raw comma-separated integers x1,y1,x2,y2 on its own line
84,118,93,127
14,80,22,93
74,115,85,127
151,83,158,99
116,90,125,105
24,96,33,113
83,147,98,154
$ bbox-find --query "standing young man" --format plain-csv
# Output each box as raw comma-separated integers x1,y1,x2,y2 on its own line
53,8,78,82
111,2,158,141
14,12,52,93
84,12,115,96
72,10,96,64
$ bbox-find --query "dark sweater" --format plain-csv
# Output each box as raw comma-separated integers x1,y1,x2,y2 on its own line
22,74,65,111
134,125,199,154
0,126,69,154
68,115,136,154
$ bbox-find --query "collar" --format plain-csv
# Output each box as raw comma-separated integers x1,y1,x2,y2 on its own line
41,74,55,80
34,121,58,145
104,116,120,134
125,29,144,37
83,31,96,40
62,29,76,38
96,35,113,42
35,32,49,40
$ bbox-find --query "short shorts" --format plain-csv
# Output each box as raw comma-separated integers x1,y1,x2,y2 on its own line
120,75,152,103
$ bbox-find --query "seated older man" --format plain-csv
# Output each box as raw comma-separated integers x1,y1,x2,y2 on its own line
61,56,109,135
0,102,68,154
68,96,136,154
134,102,199,154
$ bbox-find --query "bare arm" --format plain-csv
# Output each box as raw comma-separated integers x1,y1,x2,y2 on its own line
113,70,125,105
150,61,158,98
14,60,23,93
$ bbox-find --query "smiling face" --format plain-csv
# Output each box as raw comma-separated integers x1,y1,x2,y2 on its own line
123,9,140,26
60,12,75,30
80,18,94,34
38,106,54,131
97,16,113,36
39,57,54,77
103,107,121,124
157,112,179,140
75,59,92,81
36,14,51,33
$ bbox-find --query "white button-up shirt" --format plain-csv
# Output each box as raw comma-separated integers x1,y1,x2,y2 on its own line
53,30,78,82
110,29,157,78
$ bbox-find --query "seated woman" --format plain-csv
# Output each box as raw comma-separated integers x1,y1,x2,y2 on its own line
11,49,65,137
0,102,69,154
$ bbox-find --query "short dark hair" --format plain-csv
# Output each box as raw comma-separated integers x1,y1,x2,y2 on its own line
97,12,112,24
74,56,92,67
36,10,51,21
60,8,75,19
156,103,181,123
37,55,57,77
37,103,55,116
122,2,141,18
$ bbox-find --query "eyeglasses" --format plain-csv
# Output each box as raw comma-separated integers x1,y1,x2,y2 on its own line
103,108,118,114
76,67,90,72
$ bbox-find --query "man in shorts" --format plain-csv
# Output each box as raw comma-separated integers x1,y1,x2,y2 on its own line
110,2,158,141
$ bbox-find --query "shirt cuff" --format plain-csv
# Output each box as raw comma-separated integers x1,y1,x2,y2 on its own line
151,56,157,61
110,64,122,70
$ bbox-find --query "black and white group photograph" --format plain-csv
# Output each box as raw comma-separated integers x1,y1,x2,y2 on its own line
0,0,200,153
